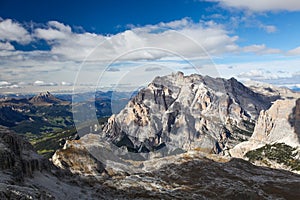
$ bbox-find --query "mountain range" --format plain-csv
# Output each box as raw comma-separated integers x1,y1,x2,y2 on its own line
1,72,300,199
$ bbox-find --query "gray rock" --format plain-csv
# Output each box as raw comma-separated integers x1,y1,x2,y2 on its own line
0,126,50,181
103,72,278,155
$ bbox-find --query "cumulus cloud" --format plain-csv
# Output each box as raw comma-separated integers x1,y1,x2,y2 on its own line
205,0,300,12
237,69,293,81
0,81,11,86
34,21,72,41
0,19,31,44
243,44,281,55
0,17,281,64
260,25,277,33
0,81,19,89
0,17,293,89
0,42,14,50
33,80,57,86
32,18,240,61
238,70,266,79
61,81,73,86
287,46,300,56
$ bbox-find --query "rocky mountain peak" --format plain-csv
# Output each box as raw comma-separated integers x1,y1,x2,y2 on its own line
29,91,63,105
102,72,279,157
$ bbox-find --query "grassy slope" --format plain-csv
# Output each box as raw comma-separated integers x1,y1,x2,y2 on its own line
29,117,109,159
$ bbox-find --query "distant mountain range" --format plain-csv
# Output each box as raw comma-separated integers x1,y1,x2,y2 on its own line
0,90,135,135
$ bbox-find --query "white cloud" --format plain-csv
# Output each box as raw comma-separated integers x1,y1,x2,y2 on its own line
0,19,31,44
260,25,277,33
34,21,72,41
238,69,268,79
61,81,73,86
0,81,11,86
32,18,240,61
243,44,281,55
33,80,57,86
0,17,293,89
237,69,295,81
0,42,14,50
48,21,72,33
287,46,300,56
216,58,300,87
205,0,300,12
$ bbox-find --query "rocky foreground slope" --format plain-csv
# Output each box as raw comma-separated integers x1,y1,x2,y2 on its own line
0,126,120,199
1,126,300,199
51,134,300,199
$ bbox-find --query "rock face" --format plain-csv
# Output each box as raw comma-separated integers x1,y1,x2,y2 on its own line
0,126,127,199
0,126,49,181
230,97,300,172
52,138,106,176
252,98,300,146
103,72,276,155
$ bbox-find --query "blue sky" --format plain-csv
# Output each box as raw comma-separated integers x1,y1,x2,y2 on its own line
1,0,300,92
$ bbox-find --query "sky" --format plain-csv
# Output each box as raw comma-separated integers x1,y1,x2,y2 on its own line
1,0,300,92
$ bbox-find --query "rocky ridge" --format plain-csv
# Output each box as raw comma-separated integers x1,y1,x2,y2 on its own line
52,133,300,199
230,96,300,172
0,126,49,180
102,72,278,156
2,129,300,199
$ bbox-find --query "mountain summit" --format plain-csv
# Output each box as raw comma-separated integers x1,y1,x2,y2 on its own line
29,91,64,105
102,72,279,156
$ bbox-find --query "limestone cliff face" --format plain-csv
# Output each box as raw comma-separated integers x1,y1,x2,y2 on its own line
0,126,49,181
103,72,275,155
230,97,300,158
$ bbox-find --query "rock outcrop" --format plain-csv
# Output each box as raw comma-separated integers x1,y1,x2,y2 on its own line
52,138,106,176
0,126,126,199
52,139,300,199
230,97,300,172
102,72,277,155
0,126,49,181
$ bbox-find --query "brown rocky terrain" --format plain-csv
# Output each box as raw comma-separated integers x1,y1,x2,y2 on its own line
52,134,300,199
